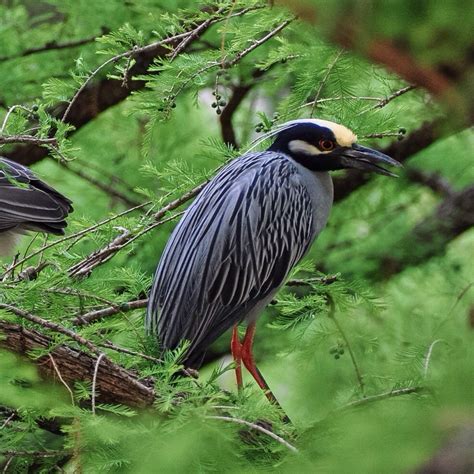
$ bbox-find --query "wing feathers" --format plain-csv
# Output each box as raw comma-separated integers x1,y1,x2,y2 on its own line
0,157,73,235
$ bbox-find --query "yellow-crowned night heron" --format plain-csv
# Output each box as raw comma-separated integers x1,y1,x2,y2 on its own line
146,119,401,403
0,157,73,255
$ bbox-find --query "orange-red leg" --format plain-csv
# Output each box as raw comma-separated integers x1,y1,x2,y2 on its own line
230,323,290,423
240,322,279,404
231,325,243,389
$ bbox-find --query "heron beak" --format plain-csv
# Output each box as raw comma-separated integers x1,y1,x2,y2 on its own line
340,144,402,177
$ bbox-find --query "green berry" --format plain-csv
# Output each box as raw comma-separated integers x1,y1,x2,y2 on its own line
211,102,217,108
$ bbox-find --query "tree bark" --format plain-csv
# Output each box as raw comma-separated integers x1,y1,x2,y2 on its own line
0,321,155,407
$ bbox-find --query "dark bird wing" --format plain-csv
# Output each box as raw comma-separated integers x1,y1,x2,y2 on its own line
0,157,73,234
146,152,316,368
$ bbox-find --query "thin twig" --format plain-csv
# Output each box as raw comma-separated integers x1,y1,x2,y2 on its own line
48,354,75,405
373,84,416,109
58,160,143,208
0,34,101,62
1,200,149,279
0,450,71,458
338,386,423,410
224,19,294,69
1,105,34,133
2,455,13,472
327,299,365,394
310,49,344,117
448,282,474,316
206,415,298,453
91,353,105,415
356,84,417,116
99,341,161,363
0,135,57,146
0,413,15,430
423,339,444,378
73,299,148,326
170,6,226,61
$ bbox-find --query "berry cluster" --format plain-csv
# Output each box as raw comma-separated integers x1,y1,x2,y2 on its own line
329,343,345,360
254,112,280,133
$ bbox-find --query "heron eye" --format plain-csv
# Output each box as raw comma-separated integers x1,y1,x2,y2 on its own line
319,139,335,151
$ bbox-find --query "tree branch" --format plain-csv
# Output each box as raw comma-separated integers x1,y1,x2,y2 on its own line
220,70,266,147
0,32,105,62
58,160,143,208
0,304,154,400
1,13,223,166
0,320,155,407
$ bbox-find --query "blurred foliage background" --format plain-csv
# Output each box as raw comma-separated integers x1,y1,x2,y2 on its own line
0,0,473,472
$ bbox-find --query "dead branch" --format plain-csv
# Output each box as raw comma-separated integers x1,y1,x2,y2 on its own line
0,135,57,146
73,298,148,326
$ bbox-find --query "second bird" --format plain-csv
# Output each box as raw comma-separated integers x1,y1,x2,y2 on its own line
146,118,401,404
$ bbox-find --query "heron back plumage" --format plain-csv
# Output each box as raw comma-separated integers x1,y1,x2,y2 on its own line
146,151,333,368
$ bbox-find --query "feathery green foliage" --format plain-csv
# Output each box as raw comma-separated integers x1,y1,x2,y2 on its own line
0,1,473,472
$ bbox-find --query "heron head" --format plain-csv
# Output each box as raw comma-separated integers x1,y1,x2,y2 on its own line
266,119,402,177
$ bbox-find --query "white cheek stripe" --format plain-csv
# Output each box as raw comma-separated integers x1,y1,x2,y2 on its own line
288,139,331,156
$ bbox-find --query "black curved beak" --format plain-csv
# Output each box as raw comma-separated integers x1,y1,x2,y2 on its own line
340,144,402,177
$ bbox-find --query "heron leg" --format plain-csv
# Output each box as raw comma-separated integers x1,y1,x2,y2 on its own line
230,325,243,389
241,322,280,406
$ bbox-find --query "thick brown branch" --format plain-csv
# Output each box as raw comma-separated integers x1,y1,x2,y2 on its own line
220,69,266,147
0,304,154,399
0,321,155,407
2,19,217,167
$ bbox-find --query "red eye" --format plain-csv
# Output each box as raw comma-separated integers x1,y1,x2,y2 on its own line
319,139,335,151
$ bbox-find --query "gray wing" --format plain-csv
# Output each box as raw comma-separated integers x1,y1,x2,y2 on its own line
0,157,73,234
146,152,316,367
